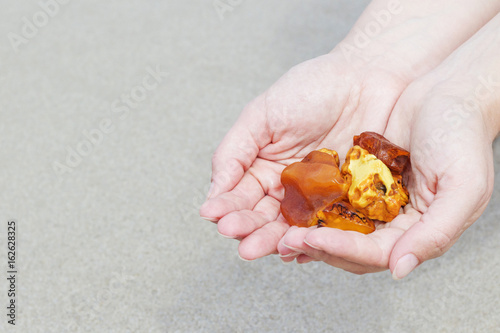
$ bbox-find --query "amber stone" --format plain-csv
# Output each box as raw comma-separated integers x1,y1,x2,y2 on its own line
341,146,409,222
280,150,349,227
317,202,375,234
353,132,410,174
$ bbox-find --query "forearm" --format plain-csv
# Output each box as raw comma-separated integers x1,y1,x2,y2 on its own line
334,0,500,83
425,12,500,141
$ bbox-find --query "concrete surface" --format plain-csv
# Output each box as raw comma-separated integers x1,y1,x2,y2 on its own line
0,0,499,332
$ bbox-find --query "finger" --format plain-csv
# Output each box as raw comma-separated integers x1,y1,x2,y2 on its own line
276,226,301,262
217,195,281,238
209,95,270,199
279,253,300,263
200,171,265,222
303,209,420,273
281,226,385,274
277,226,299,254
278,206,420,273
201,157,285,220
296,254,317,264
303,227,398,268
301,242,387,274
390,176,491,280
238,220,290,260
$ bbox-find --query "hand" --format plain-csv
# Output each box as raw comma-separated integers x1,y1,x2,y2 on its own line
200,0,500,262
278,14,500,278
200,52,410,260
278,76,495,276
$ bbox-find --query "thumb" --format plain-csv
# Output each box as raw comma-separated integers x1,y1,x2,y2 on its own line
389,178,489,280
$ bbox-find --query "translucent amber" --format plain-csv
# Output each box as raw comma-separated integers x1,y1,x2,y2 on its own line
280,149,349,227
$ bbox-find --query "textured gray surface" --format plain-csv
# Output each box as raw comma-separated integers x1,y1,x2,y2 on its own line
1,1,500,332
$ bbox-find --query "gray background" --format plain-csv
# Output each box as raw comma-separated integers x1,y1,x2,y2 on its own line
1,0,500,332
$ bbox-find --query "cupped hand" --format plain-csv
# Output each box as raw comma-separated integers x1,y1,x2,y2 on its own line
278,69,496,278
200,52,411,260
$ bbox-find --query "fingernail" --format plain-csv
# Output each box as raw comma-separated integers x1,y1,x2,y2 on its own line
217,230,236,239
238,254,253,262
200,215,218,223
303,239,321,250
392,254,419,280
282,243,301,252
279,252,299,258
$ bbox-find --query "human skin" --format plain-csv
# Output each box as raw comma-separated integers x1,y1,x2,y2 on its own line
278,12,500,279
199,0,500,267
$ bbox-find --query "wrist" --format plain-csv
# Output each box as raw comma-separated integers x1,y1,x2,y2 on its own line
333,0,500,84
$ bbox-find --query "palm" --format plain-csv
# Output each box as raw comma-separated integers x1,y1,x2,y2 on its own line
201,52,410,260
261,54,406,161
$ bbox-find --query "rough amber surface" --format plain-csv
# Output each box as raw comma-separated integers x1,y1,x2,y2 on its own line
341,146,409,222
280,149,349,227
317,202,375,234
353,132,410,174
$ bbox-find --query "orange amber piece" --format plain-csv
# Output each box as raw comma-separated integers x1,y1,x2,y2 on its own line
280,149,349,227
317,202,375,234
353,132,410,174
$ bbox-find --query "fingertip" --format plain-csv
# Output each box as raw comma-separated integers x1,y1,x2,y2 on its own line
217,229,237,239
200,193,244,225
237,234,268,261
280,258,296,264
217,214,241,238
391,253,419,280
238,243,260,261
202,216,219,223
199,199,219,223
238,221,289,261
303,226,336,250
238,253,254,262
278,239,300,261
279,252,299,258
389,220,452,274
283,226,310,251
296,254,315,264
303,238,321,251
277,235,296,256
